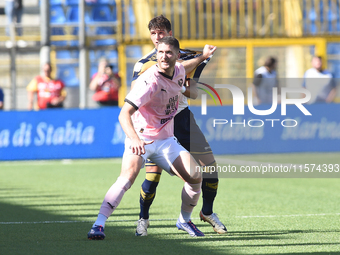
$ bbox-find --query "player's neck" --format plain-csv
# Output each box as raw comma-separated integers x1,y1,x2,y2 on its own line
157,65,175,78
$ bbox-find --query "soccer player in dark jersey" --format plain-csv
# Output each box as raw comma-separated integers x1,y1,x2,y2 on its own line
133,15,227,236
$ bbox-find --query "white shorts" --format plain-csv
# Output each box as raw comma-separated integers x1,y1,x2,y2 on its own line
123,136,188,174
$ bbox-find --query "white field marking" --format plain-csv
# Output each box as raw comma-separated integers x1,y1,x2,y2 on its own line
0,158,122,167
1,213,339,225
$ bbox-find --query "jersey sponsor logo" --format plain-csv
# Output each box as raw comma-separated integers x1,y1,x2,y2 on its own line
165,95,178,115
160,116,174,124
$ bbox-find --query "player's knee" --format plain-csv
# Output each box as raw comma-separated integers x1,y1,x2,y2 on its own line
202,178,219,192
140,172,161,195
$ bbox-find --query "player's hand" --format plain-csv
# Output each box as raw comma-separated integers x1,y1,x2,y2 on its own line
202,44,217,59
50,97,60,105
131,138,154,156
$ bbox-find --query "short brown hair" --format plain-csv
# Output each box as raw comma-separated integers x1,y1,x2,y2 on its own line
148,15,172,32
158,36,180,52
264,57,277,68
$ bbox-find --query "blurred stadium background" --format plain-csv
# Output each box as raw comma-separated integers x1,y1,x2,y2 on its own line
0,0,340,110
1,0,340,161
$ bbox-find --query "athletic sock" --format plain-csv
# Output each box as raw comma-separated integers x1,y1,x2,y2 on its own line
201,161,219,216
93,213,108,228
97,176,132,219
179,182,201,223
139,172,161,219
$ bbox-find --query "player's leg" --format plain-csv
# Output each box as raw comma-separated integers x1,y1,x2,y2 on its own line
170,150,205,237
192,152,227,234
193,153,219,216
175,108,227,234
136,161,162,236
153,137,204,237
88,153,144,240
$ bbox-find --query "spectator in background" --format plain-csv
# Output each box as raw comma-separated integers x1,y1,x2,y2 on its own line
302,56,337,104
252,57,280,105
91,57,109,80
90,64,121,106
27,63,66,110
0,87,4,110
5,0,27,48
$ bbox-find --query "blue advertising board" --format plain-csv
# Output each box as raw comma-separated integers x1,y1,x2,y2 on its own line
0,104,339,161
0,108,125,161
190,103,340,154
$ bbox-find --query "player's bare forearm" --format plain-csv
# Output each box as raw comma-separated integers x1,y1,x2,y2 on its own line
182,79,198,99
182,44,217,74
89,75,100,91
27,91,34,110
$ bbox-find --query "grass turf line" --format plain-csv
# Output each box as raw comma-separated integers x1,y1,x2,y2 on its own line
0,153,339,255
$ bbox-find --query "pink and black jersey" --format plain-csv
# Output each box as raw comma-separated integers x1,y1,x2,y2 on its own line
125,62,186,140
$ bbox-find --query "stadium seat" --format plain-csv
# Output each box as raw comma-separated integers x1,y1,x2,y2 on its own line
86,0,115,5
66,5,92,23
90,64,98,78
56,50,79,59
57,65,79,87
50,5,68,48
91,5,115,22
50,5,66,24
328,60,340,78
96,50,118,60
64,0,79,6
125,46,142,58
93,29,116,46
90,5,117,46
50,0,63,5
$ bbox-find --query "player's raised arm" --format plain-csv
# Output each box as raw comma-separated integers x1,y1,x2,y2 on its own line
182,44,217,75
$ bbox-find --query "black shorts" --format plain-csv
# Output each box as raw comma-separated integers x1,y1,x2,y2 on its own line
145,107,212,167
174,107,212,155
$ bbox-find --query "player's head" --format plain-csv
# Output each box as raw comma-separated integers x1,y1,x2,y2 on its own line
157,36,180,74
98,57,109,74
104,64,114,76
264,57,277,71
311,56,322,71
148,15,173,48
42,63,52,78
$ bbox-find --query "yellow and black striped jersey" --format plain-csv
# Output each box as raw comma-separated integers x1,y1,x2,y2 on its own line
132,48,211,81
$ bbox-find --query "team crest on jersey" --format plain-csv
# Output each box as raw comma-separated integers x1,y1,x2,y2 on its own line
178,79,183,87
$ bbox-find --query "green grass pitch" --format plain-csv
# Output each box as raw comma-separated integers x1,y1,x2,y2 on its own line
0,153,339,255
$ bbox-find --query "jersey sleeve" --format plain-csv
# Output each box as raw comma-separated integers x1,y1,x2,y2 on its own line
125,74,157,110
132,61,157,81
59,80,67,97
26,77,38,91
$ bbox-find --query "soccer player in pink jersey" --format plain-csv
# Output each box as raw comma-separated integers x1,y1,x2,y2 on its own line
88,37,205,240
134,15,227,237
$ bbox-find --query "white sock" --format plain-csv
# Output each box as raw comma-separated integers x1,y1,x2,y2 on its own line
179,211,191,223
93,213,108,228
